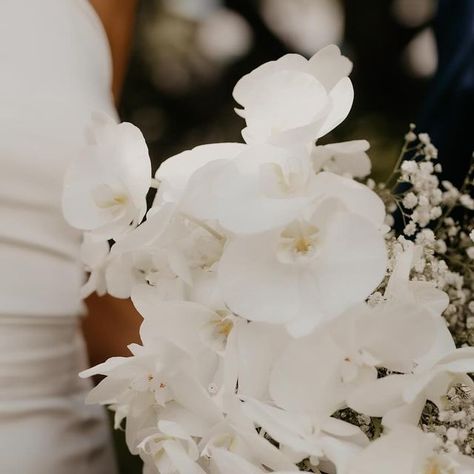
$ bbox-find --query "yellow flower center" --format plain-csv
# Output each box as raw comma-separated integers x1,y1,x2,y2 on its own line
92,183,128,210
277,220,320,263
216,318,234,337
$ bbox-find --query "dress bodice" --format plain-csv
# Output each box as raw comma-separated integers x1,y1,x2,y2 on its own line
0,0,116,316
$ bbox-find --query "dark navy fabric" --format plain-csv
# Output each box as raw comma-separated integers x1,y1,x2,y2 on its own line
419,0,474,187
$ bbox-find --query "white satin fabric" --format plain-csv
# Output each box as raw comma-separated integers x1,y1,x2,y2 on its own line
0,0,119,472
0,315,117,474
0,0,116,317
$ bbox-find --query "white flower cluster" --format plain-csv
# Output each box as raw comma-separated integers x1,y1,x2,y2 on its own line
63,46,474,473
373,129,474,459
379,133,474,351
421,384,474,457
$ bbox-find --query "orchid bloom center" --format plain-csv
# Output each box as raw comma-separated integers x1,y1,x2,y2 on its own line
92,183,128,210
213,310,234,337
216,318,233,337
260,161,308,198
423,455,457,474
200,310,235,353
277,220,320,263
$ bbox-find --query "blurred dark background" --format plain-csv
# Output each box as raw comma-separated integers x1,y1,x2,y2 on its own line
114,0,472,471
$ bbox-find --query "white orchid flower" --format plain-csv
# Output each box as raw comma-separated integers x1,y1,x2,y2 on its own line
311,140,371,178
155,143,246,204
383,242,455,370
156,140,383,236
348,426,474,474
233,44,353,146
241,397,368,472
79,342,181,454
218,196,386,336
80,342,185,408
210,447,300,474
105,250,187,301
347,345,474,429
80,339,222,453
100,209,182,299
63,113,151,239
79,232,109,297
328,295,438,385
266,331,347,419
187,268,226,313
135,295,234,363
242,300,436,433
346,246,470,427
134,293,243,409
180,144,314,234
180,143,384,235
103,203,222,299
63,37,474,474
234,321,292,401
385,240,449,318
318,243,445,382
137,420,206,474
232,330,368,470
108,205,187,299
200,396,297,472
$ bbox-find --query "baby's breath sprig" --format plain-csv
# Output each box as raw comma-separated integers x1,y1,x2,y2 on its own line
372,129,474,456
374,127,473,348
421,384,474,456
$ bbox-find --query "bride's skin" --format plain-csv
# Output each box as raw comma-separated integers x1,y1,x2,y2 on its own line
90,0,139,100
84,0,142,366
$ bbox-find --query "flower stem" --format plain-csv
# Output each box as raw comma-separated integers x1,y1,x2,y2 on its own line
180,213,225,241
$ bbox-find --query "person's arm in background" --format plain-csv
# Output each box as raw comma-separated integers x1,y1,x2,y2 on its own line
84,0,142,366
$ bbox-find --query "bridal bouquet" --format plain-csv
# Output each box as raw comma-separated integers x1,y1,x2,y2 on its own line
63,45,474,473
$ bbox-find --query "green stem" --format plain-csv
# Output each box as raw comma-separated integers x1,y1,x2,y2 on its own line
385,143,421,188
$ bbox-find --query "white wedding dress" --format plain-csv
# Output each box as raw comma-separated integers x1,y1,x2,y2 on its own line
0,0,118,472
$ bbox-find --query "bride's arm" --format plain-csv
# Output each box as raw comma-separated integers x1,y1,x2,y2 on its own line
89,0,139,101
84,0,142,366
84,294,142,365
